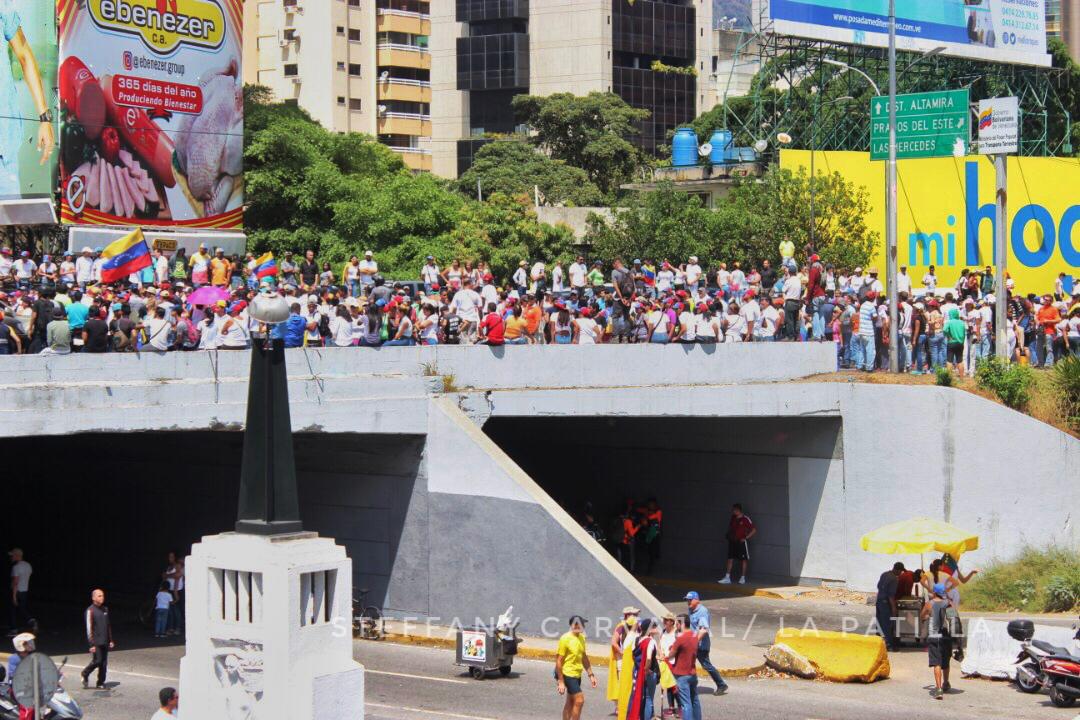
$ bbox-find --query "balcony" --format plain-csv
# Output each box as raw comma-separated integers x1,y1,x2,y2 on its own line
456,32,529,90
377,43,431,70
377,78,432,103
387,146,433,171
376,9,431,36
377,111,432,136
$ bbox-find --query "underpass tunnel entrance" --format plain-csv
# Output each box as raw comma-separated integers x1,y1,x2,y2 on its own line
484,416,844,586
2,431,423,613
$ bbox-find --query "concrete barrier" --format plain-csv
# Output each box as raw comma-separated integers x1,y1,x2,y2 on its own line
773,628,890,682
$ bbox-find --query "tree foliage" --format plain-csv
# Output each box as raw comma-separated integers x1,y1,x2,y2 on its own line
512,92,650,196
587,167,877,271
455,140,604,206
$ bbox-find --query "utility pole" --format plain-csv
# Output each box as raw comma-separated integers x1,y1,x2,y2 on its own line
886,0,899,373
994,153,1008,359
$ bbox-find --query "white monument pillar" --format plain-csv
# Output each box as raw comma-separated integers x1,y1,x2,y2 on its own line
179,293,365,718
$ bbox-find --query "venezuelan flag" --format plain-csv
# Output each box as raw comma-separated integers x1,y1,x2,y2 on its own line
254,252,278,279
100,228,152,284
642,265,656,286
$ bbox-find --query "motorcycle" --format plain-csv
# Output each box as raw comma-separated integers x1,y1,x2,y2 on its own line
0,658,83,719
1010,618,1080,708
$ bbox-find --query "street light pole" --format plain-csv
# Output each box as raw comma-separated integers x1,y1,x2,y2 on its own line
886,0,899,373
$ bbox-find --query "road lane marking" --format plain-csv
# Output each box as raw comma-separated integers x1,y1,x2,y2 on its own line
367,703,497,720
366,669,468,684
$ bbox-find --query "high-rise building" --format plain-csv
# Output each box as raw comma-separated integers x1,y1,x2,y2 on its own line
431,0,713,177
242,0,433,171
1047,0,1080,61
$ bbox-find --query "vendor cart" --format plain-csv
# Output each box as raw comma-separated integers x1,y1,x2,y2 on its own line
455,608,521,680
896,596,928,645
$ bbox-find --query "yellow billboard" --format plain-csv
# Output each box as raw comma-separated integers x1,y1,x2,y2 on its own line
780,150,1080,295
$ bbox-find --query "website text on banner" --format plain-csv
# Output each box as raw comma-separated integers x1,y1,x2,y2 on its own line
57,0,244,229
769,0,1051,68
779,150,1080,292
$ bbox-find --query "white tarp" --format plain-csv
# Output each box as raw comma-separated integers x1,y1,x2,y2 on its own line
961,618,1079,680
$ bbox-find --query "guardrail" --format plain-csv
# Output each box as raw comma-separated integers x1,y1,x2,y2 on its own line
386,146,432,154
376,8,429,19
377,42,430,53
381,78,431,87
383,111,431,120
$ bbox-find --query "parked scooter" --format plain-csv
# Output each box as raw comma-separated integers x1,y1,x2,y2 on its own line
0,658,83,719
1011,618,1080,708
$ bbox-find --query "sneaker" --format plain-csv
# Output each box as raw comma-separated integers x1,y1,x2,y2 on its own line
714,684,728,695
942,682,951,692
738,577,746,585
932,688,943,700
718,576,732,584
81,675,89,690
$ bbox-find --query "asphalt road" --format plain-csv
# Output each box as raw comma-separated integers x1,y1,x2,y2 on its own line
34,637,1077,720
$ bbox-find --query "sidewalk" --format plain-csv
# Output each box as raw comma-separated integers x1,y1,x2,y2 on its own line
381,619,766,678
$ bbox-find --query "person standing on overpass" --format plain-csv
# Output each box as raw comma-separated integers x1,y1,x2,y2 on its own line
719,504,756,585
81,588,114,689
684,591,728,695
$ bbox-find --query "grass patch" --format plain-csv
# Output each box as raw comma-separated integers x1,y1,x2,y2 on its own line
962,547,1080,613
441,374,460,393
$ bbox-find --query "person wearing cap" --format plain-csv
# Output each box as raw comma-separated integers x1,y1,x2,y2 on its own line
1035,294,1062,367
607,606,640,712
919,581,956,700
8,631,36,683
555,615,596,720
358,251,378,291
185,245,209,287
684,256,702,293
658,612,680,714
8,548,32,636
12,250,35,290
510,260,527,295
36,254,58,286
854,292,877,371
683,591,728,694
208,248,231,288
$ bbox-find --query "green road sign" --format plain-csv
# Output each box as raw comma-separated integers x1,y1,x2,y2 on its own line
870,89,970,161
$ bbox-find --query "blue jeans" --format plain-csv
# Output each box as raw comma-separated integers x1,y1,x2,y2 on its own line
696,635,727,691
857,335,875,371
651,333,669,344
642,670,657,719
876,601,896,650
898,336,910,371
929,334,946,369
154,608,169,636
913,334,928,371
348,280,360,298
675,674,701,720
383,338,415,346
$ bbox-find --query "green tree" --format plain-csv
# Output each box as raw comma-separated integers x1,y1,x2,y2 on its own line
456,140,604,206
511,92,650,196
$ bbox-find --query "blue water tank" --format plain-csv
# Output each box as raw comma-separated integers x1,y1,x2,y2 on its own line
672,127,699,167
709,130,733,164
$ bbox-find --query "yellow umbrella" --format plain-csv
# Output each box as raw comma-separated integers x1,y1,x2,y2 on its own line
859,517,979,559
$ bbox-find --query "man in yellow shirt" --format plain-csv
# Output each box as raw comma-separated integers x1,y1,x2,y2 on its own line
210,248,231,287
189,244,211,287
779,235,796,274
556,615,596,720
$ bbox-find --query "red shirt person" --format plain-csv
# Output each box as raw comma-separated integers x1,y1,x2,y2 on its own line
719,503,756,585
666,615,702,717
479,304,504,345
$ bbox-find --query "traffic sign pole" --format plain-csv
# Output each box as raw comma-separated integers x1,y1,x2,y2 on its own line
887,0,898,373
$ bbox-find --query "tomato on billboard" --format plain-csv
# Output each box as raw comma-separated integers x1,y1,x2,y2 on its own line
57,0,243,229
0,1,57,203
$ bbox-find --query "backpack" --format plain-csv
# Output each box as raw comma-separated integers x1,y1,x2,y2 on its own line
939,605,963,638
857,282,871,302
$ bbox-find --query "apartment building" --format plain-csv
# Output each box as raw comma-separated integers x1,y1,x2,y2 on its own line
1047,0,1080,61
431,0,713,177
242,0,433,171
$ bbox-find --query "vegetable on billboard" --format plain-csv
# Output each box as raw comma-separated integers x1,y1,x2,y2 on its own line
57,0,243,228
769,0,1051,68
1,0,57,202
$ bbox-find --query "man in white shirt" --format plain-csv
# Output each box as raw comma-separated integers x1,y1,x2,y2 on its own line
849,267,866,293
675,305,697,343
922,266,938,295
782,266,802,340
866,268,884,296
150,686,178,718
421,256,440,294
685,256,702,292
358,251,378,290
450,278,482,343
530,261,547,295
9,547,32,633
738,294,761,339
12,252,36,287
716,263,731,299
75,247,95,287
754,297,780,340
154,250,169,285
91,249,105,283
0,247,12,280
303,300,324,345
59,253,77,285
512,261,528,293
568,256,587,291
896,266,912,295
551,261,564,293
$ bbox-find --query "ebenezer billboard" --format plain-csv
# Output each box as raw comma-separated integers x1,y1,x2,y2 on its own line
769,0,1051,68
57,0,244,228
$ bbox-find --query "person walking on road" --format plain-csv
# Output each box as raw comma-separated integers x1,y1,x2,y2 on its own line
719,504,756,585
666,614,702,720
607,607,640,714
8,548,32,636
876,563,903,651
555,616,596,720
920,583,955,700
81,588,114,689
684,591,728,695
151,686,179,718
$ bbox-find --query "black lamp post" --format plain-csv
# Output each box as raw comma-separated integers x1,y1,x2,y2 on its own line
235,293,303,535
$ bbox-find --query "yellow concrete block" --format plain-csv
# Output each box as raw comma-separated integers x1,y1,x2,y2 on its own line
773,628,890,683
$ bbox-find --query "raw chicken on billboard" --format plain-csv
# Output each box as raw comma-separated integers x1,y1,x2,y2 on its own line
57,0,243,228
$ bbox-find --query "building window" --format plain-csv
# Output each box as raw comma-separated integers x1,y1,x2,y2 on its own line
283,63,298,76
348,63,362,76
337,61,346,71
348,0,360,6
337,96,346,105
349,28,361,41
349,98,363,111
337,26,345,35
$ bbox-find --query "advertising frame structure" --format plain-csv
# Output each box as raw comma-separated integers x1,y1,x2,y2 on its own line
57,0,244,229
0,0,59,224
768,0,1052,69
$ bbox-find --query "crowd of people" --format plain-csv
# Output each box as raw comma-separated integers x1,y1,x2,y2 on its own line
0,243,1076,368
